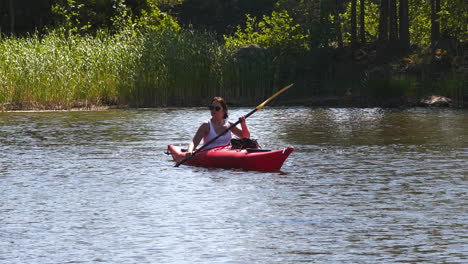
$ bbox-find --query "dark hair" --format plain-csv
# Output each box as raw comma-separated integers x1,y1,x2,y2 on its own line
211,96,228,119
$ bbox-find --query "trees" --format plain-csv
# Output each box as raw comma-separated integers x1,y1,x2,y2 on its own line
0,0,52,35
430,0,441,47
378,0,399,46
359,0,365,44
51,0,181,34
224,10,308,53
333,0,344,48
408,0,466,49
8,0,15,33
175,0,276,35
350,0,367,47
0,0,183,35
389,0,398,44
377,0,411,52
399,0,410,50
338,1,379,47
1,0,465,53
306,0,321,24
351,0,357,47
378,0,389,43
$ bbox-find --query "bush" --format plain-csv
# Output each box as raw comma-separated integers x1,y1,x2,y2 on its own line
224,10,309,54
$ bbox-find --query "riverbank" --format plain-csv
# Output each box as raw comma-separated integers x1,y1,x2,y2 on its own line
2,95,465,112
275,95,464,108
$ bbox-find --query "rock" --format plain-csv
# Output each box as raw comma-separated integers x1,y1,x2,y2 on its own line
418,95,452,107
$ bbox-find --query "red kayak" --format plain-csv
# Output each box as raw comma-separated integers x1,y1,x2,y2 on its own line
167,144,294,171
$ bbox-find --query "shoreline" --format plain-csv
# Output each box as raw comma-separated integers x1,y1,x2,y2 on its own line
1,95,465,112
0,104,127,113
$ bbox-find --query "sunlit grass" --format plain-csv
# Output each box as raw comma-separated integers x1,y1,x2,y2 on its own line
133,29,275,107
0,28,462,111
0,29,141,110
0,28,275,110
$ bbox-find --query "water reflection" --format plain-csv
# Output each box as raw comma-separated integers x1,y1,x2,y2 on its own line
281,107,468,148
0,107,467,263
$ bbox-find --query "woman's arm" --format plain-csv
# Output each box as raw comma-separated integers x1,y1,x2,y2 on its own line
188,122,209,153
230,116,250,138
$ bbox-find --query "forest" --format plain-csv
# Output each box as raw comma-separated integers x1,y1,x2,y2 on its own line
0,0,466,110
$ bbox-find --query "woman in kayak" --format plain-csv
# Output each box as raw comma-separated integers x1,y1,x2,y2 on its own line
187,97,250,156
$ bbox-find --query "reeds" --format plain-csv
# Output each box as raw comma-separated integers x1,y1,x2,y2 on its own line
133,29,275,107
0,28,460,110
0,28,276,110
134,29,220,107
0,29,141,110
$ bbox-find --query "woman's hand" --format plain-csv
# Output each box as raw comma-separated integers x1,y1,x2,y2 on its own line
238,116,250,138
239,116,246,124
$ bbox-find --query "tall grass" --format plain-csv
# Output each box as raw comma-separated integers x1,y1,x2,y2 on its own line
133,29,275,107
0,28,463,110
134,30,221,107
0,29,140,110
0,28,276,110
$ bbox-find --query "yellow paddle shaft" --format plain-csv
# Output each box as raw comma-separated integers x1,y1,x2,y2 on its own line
256,84,294,110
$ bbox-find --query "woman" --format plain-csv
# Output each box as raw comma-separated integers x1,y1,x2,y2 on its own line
187,97,250,156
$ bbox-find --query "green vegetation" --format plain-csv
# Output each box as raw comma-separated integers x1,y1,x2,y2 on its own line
224,11,309,53
0,28,280,109
0,29,140,110
0,0,466,110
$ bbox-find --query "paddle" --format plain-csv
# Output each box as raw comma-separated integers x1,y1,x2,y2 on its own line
174,83,293,167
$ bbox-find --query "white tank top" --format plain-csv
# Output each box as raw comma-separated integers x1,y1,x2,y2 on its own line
203,119,232,149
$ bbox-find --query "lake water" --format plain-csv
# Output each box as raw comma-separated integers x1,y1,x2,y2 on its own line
1,107,467,263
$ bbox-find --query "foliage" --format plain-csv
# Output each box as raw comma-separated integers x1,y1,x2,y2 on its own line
111,0,181,33
150,0,185,6
409,0,467,48
51,0,180,34
333,1,380,46
438,0,468,43
224,10,309,53
175,0,276,35
51,0,92,34
408,0,431,48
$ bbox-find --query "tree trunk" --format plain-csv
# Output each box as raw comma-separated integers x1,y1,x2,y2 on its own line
351,0,357,47
378,0,389,42
399,0,410,51
360,0,366,45
431,0,441,47
312,0,321,23
305,0,321,24
389,0,398,44
9,0,15,34
334,0,343,48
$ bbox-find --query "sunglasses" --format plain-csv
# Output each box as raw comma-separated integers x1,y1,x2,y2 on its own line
208,105,221,112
